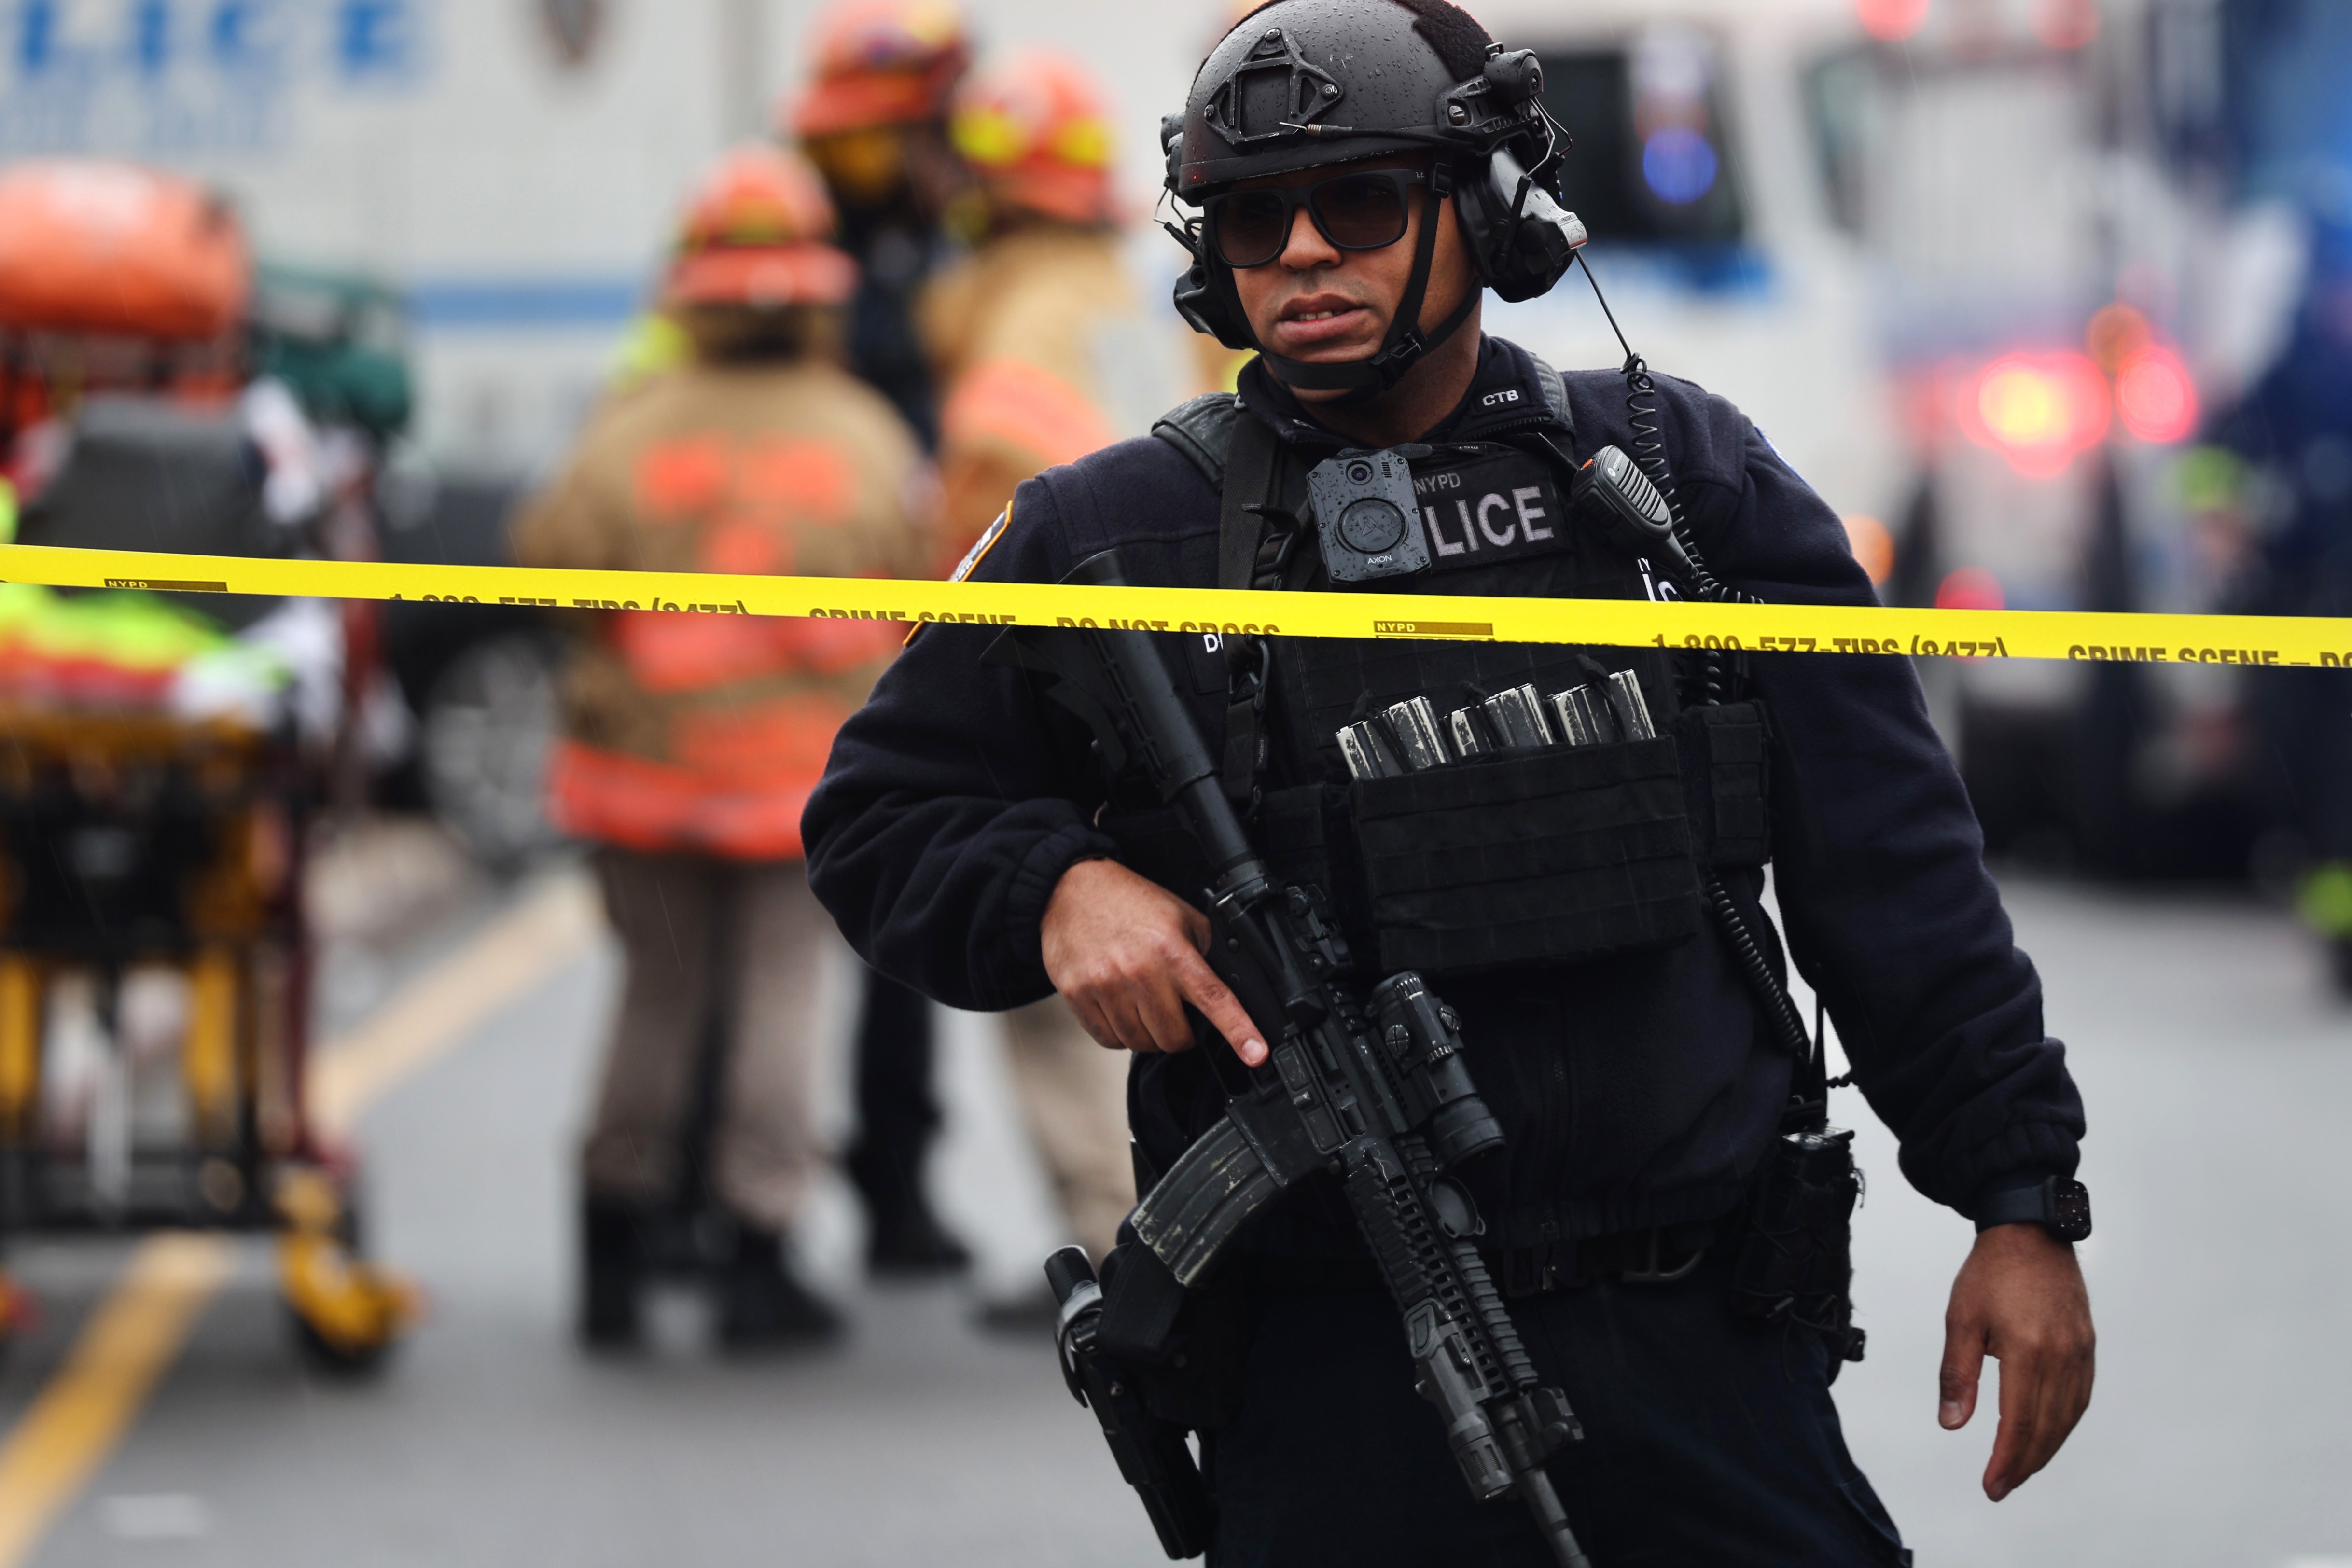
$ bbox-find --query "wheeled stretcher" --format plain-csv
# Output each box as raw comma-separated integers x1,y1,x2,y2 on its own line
0,157,416,1368
0,702,416,1368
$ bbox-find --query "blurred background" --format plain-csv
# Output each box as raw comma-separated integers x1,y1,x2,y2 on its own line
0,0,2347,1565
0,0,2332,884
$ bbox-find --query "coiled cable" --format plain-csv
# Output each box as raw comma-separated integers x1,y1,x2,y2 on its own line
1573,251,1754,707
1704,871,1812,1062
1620,353,1748,610
1573,248,1819,1068
1573,254,1750,605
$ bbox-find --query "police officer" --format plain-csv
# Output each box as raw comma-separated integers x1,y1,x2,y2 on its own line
805,1,2096,1560
516,146,933,1349
787,0,976,1272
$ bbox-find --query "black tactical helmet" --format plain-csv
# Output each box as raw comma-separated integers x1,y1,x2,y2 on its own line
1162,0,1586,400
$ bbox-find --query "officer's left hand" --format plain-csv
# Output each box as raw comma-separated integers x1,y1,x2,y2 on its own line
1938,1223,2095,1502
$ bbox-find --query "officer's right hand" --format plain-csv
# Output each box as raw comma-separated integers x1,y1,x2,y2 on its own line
1041,858,1270,1067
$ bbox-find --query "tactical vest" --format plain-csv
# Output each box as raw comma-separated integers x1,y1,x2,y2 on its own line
1134,368,1771,981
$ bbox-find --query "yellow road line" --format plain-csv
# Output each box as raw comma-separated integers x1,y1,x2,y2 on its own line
306,872,600,1138
0,867,600,1566
0,1235,231,1564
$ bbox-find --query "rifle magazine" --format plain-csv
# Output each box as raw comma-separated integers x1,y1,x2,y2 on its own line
1132,1111,1286,1288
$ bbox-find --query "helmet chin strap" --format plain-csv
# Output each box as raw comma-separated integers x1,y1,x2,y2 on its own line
1254,160,1479,408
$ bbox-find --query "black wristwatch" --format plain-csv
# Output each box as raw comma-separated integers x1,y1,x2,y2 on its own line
1973,1176,2092,1243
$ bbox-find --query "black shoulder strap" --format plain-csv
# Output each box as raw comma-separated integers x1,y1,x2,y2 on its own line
1151,389,1277,594
1151,392,1240,490
1184,402,1286,806
1147,391,1290,592
1500,351,1581,483
1217,412,1284,592
1524,349,1575,441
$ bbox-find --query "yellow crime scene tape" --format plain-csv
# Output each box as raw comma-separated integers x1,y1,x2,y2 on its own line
3,541,2348,668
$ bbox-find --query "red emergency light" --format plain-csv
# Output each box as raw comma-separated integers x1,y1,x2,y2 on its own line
1856,0,1929,42
1961,353,2110,477
2114,343,2199,445
1934,567,2006,612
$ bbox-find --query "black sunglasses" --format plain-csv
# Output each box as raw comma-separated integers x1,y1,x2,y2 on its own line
1205,167,1431,270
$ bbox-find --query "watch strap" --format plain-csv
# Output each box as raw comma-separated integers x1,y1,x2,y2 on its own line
1973,1175,2091,1241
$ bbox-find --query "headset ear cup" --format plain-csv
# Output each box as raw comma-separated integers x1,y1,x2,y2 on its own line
1456,160,1509,291
1489,215,1575,303
1172,252,1259,351
1462,152,1579,305
1507,223,1578,302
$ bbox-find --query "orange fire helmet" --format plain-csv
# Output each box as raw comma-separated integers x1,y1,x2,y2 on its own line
0,160,249,340
663,145,858,310
950,50,1119,227
787,0,971,139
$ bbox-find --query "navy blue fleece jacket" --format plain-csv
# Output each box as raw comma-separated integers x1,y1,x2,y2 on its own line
804,337,2083,1246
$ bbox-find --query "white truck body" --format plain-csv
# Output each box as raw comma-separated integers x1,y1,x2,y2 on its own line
0,0,1893,501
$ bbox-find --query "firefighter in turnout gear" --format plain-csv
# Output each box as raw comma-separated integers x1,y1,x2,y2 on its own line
516,145,932,1349
787,0,977,1275
925,49,1141,558
917,50,1161,1295
790,0,972,446
806,0,2097,1559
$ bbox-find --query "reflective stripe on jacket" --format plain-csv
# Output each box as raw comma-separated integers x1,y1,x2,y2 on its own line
512,358,931,860
919,224,1182,565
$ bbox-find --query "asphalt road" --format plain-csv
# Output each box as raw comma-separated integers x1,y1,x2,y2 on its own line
3,869,2350,1568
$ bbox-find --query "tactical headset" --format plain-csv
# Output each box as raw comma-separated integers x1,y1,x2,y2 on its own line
1160,0,1587,403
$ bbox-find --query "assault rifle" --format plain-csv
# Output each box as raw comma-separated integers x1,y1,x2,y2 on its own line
993,551,1594,1568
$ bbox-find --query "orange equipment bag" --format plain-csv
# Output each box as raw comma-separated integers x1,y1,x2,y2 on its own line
0,160,250,341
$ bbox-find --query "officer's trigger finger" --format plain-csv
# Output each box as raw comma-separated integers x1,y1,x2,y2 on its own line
1175,952,1268,1067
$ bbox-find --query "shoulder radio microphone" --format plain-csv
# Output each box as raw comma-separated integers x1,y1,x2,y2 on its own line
1571,445,1696,586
